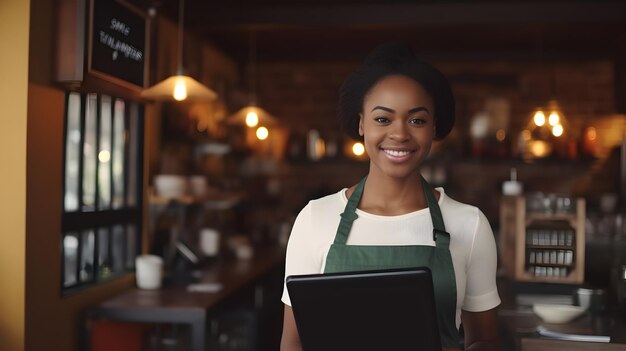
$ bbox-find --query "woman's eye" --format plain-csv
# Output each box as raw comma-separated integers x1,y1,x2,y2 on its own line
374,117,390,124
409,117,427,125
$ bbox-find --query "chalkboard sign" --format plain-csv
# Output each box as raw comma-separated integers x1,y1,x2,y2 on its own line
88,0,148,89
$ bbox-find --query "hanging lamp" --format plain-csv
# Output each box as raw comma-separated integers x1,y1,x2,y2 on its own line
141,0,217,101
226,31,278,128
522,34,569,159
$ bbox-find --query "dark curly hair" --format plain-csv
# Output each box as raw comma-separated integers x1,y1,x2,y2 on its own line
338,42,455,141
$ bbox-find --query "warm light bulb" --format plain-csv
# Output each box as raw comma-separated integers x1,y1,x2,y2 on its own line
552,124,564,137
246,111,259,127
98,150,111,163
496,129,506,142
548,112,560,126
352,142,365,156
256,126,269,140
586,127,597,141
521,129,531,141
529,140,551,158
173,78,187,101
533,111,545,127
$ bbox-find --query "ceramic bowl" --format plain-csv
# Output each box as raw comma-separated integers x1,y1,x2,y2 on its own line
532,303,587,324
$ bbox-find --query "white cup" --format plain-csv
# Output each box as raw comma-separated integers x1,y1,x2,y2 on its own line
199,228,220,257
135,255,163,290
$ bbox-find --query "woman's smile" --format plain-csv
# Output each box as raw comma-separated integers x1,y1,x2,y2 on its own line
380,147,416,162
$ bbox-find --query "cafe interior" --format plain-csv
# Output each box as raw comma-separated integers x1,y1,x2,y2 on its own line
3,0,626,350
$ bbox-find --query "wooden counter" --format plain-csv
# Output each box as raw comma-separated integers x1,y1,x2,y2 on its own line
85,245,286,351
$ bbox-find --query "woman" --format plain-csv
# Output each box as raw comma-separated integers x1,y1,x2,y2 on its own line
280,43,501,351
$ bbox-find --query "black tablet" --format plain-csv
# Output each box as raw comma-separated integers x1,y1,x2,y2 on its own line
286,267,442,351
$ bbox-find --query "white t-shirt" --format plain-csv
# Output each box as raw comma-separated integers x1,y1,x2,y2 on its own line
282,187,501,327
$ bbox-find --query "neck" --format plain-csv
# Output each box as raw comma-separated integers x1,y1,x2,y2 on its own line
360,165,428,215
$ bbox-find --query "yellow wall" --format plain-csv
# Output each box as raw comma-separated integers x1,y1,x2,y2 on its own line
0,0,29,350
25,1,136,350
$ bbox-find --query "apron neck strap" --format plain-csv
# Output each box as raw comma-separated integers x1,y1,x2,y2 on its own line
421,175,450,246
334,176,366,245
333,175,450,247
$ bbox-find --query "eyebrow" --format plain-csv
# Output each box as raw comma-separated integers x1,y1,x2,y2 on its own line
371,106,430,114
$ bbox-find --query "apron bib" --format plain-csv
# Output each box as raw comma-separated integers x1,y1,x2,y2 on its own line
324,176,461,349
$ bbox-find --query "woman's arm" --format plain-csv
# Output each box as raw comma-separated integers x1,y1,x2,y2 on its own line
280,305,302,351
461,307,500,351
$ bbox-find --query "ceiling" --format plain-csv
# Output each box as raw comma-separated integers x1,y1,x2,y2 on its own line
129,0,626,64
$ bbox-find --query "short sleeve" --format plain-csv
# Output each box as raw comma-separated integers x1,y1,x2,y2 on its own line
462,210,501,312
281,203,323,306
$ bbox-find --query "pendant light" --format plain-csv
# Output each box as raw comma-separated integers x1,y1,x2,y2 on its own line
226,31,278,130
141,0,217,101
523,34,568,159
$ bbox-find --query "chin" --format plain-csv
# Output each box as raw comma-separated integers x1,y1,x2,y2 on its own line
381,167,420,180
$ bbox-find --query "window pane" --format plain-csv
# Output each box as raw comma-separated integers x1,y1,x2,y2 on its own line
126,224,137,269
112,225,125,274
98,95,112,209
112,99,126,209
82,94,98,210
98,228,111,280
80,230,95,283
127,103,139,206
64,93,81,212
63,233,79,287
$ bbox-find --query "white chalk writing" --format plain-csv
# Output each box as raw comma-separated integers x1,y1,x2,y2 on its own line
110,18,130,36
99,30,143,62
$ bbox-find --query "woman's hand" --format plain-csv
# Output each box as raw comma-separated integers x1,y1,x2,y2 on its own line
280,305,302,351
461,307,501,351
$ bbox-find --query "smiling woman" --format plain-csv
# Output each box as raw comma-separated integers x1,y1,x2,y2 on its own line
358,75,436,180
280,43,501,351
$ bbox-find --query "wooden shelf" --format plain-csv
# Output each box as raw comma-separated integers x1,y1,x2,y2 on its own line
525,245,575,250
149,191,243,209
526,262,573,268
526,213,577,221
499,196,586,284
525,213,578,227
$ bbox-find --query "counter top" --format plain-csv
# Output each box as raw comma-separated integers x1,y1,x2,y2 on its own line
94,245,285,312
497,278,626,351
86,245,286,351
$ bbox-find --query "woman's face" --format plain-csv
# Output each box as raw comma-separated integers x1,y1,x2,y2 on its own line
359,75,435,180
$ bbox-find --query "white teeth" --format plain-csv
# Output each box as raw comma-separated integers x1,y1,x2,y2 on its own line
384,149,411,157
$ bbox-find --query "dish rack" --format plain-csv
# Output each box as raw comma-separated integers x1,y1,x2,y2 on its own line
499,195,585,284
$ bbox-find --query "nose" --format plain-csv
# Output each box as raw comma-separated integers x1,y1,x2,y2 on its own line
389,122,410,142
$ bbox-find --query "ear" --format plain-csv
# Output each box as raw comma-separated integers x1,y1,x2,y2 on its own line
358,113,364,136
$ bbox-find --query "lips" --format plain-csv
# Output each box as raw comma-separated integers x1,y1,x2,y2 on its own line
381,147,415,162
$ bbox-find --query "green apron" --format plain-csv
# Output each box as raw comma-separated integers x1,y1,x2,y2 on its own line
324,176,461,349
